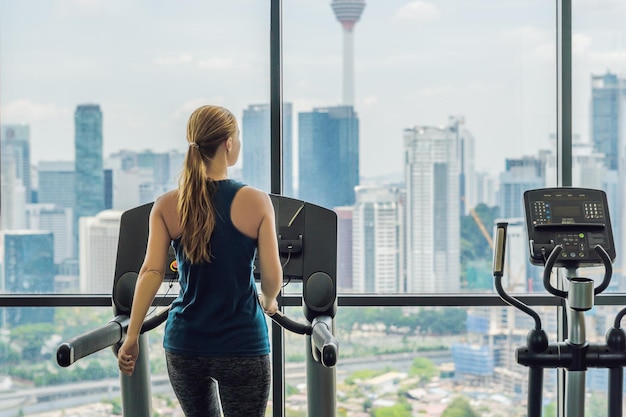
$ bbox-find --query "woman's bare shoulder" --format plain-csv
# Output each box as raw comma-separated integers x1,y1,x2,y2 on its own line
152,189,179,213
237,185,270,203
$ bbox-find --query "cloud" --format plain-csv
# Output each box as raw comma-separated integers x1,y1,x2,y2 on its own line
0,99,70,124
172,98,227,121
394,1,440,24
573,0,626,12
361,95,378,107
572,33,592,56
196,57,239,71
588,50,626,70
155,54,194,66
499,26,555,62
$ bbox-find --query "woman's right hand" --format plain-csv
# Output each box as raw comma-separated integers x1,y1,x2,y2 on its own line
260,294,279,316
117,337,139,376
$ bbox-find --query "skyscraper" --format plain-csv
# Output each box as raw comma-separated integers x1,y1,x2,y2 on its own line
79,210,122,293
591,72,625,171
298,106,359,209
75,104,104,220
242,103,294,195
1,148,27,230
331,0,366,106
404,125,460,293
74,104,104,259
26,204,74,265
497,156,544,219
590,72,626,290
335,206,354,291
1,124,32,203
352,185,405,293
38,161,76,209
1,124,31,230
3,231,55,325
449,116,476,215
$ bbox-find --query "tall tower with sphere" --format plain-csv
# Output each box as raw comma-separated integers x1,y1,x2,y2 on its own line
331,0,365,106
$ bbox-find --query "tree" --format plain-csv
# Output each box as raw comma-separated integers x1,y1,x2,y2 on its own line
543,401,556,417
10,323,56,360
441,396,480,417
372,403,412,417
408,357,438,382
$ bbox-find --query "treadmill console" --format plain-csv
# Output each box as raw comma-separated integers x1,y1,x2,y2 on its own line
524,188,615,267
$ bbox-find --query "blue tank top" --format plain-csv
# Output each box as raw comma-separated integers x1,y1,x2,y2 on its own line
163,179,270,357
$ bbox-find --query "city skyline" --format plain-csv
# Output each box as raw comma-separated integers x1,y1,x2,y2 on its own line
3,1,626,177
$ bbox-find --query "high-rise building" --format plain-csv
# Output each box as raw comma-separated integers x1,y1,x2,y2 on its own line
497,156,545,219
352,185,404,293
298,106,359,209
138,150,171,193
104,168,113,209
331,0,366,106
591,72,626,171
590,72,626,291
1,124,32,203
79,210,122,293
37,161,76,209
242,103,294,195
335,206,354,291
3,231,55,325
26,203,74,265
74,104,104,262
448,116,476,215
1,150,27,230
168,149,186,189
74,104,105,221
404,125,460,293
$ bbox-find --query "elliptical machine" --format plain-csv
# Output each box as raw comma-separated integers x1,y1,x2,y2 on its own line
493,187,626,417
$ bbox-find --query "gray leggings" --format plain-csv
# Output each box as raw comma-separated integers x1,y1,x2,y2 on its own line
165,351,271,417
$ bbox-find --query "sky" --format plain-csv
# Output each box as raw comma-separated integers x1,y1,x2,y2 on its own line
2,0,626,178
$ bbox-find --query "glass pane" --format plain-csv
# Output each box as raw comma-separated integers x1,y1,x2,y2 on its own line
0,1,269,294
282,306,562,416
571,2,626,293
571,2,626,414
283,1,557,295
0,305,283,416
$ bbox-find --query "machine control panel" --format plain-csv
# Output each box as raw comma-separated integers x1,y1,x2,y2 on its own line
524,188,615,266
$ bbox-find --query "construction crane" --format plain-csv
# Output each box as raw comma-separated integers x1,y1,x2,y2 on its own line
462,197,494,249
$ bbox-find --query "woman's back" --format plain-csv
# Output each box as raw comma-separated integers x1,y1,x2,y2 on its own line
118,105,281,416
163,179,270,356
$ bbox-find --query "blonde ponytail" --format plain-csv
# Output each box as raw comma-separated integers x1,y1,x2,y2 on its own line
177,105,237,264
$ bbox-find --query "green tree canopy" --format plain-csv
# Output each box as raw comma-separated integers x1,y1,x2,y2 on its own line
372,402,412,417
409,356,438,382
441,396,480,417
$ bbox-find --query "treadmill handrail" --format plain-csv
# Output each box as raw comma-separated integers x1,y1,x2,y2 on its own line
57,318,126,367
56,307,171,368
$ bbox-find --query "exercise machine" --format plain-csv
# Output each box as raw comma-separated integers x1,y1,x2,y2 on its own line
493,187,626,417
57,194,339,417
253,194,339,417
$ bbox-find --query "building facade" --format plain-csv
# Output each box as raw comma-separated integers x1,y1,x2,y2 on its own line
241,103,294,196
352,185,404,293
298,105,359,209
404,125,460,293
74,104,105,261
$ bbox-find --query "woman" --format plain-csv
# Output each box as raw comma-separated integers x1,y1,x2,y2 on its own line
117,104,282,417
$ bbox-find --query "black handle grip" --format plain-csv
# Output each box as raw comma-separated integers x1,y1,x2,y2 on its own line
270,311,312,335
57,320,124,367
311,318,338,367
